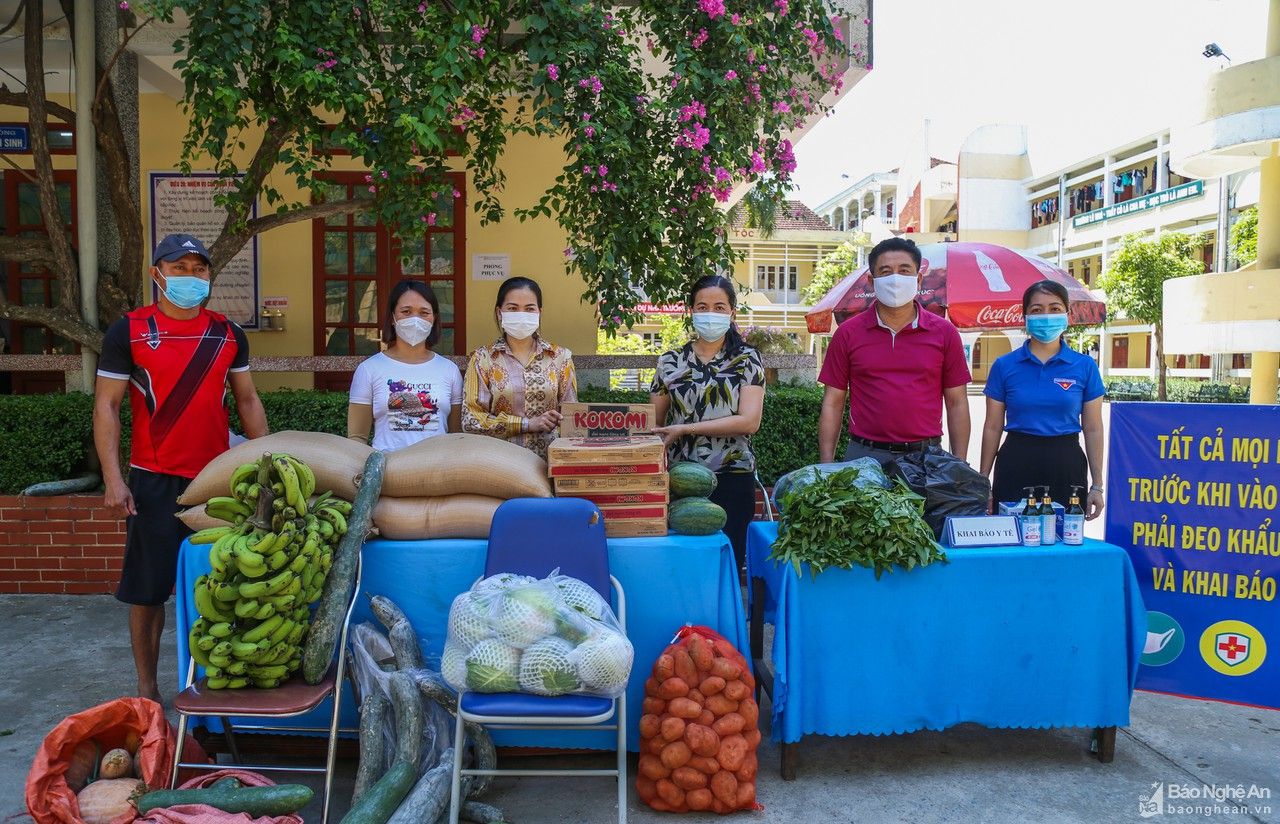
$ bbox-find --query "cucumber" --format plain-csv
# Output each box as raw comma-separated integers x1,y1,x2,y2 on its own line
387,748,453,824
411,670,495,799
388,670,425,768
303,450,385,684
459,801,508,823
353,692,390,803
136,784,313,815
21,472,101,496
389,619,425,671
340,759,415,824
368,594,411,632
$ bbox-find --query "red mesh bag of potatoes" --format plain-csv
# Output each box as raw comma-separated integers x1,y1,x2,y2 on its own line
635,625,763,814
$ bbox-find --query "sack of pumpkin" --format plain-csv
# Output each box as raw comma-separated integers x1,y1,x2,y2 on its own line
636,625,762,814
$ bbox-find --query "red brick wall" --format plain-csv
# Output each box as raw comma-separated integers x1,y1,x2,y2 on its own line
753,486,776,521
0,495,125,594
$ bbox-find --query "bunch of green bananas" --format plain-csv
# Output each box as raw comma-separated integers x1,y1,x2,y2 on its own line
186,452,352,689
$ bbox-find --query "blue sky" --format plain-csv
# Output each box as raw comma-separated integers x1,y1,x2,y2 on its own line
792,0,1269,206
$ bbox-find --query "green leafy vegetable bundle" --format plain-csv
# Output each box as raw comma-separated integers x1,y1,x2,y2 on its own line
770,466,946,579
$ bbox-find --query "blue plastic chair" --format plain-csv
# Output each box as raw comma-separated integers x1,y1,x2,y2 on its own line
448,498,628,824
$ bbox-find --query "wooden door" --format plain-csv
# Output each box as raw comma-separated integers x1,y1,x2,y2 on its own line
1111,336,1129,369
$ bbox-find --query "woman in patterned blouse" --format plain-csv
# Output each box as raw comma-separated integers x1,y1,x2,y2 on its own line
651,275,765,570
462,276,577,460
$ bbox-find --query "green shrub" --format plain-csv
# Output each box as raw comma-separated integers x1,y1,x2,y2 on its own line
0,392,97,494
228,389,349,436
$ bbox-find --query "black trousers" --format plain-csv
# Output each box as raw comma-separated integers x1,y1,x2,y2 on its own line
992,431,1088,507
710,470,757,572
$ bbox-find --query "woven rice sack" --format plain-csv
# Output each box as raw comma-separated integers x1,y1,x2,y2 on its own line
372,495,504,540
178,431,372,505
382,433,551,499
176,506,224,532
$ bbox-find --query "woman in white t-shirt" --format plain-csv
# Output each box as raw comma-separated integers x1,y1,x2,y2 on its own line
347,281,463,452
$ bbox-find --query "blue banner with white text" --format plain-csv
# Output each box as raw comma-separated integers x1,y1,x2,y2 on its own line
1106,402,1279,708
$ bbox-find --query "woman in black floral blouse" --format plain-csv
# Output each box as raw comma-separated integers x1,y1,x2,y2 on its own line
651,275,765,570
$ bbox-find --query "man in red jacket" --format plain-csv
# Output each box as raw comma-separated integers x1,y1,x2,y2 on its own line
93,234,269,702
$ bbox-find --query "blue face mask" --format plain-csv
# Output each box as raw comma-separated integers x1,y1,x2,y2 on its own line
157,273,210,309
1026,313,1068,343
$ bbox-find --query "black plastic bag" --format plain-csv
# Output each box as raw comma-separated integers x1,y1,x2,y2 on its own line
885,447,991,540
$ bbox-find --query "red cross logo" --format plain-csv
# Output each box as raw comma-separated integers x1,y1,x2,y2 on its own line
1214,632,1251,666
1218,636,1245,660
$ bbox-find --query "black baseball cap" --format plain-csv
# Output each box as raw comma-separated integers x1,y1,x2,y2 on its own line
153,233,211,265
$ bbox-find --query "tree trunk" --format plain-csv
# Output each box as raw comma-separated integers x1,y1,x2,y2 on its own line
1155,322,1167,401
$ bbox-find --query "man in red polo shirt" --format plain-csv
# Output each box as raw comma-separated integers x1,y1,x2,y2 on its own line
94,233,269,702
817,237,971,465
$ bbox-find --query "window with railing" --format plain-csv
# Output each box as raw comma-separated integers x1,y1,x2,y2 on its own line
755,265,798,292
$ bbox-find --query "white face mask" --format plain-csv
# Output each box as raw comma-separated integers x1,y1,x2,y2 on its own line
873,273,919,308
394,316,432,347
691,312,732,342
501,311,540,340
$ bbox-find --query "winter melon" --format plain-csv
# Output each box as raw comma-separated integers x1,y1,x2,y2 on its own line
669,462,717,499
668,497,727,535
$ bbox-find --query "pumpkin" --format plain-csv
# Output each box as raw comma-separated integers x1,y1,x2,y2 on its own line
64,740,99,792
99,748,133,779
77,778,144,824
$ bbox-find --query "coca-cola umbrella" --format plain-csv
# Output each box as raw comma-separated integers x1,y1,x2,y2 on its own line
805,242,1106,332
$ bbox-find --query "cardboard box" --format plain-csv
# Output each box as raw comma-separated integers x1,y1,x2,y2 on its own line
554,473,669,493
549,462,666,478
568,489,670,506
559,402,656,438
548,435,666,466
603,516,669,538
596,503,669,520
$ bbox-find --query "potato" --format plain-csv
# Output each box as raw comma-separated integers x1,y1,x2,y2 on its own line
710,770,739,806
688,634,714,671
713,799,730,814
689,755,721,776
736,755,759,783
736,781,757,807
697,710,716,728
699,675,726,696
667,697,702,719
649,798,673,812
713,712,746,737
711,636,743,662
639,754,669,781
658,677,690,700
645,736,666,755
636,774,657,803
739,697,759,728
705,694,739,716
671,766,708,791
654,653,675,682
656,778,685,808
717,734,748,772
683,723,721,757
638,714,662,738
710,657,741,681
744,727,762,748
642,697,666,716
660,716,687,743
660,740,692,771
723,680,750,702
687,788,714,811
673,648,698,685
687,688,705,706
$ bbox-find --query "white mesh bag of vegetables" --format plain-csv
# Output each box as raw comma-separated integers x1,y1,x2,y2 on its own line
442,570,633,697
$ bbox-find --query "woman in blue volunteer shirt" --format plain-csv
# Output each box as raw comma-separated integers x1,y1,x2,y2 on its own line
979,280,1106,519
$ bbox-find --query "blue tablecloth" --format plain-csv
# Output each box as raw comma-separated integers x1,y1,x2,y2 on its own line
746,522,1145,743
176,532,748,752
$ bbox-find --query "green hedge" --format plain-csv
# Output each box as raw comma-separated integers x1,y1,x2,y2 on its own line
1102,376,1252,403
1,385,844,492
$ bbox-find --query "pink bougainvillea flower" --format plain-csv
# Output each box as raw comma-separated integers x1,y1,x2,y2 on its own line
731,13,741,24
598,165,608,176
773,101,791,113
714,166,731,183
584,126,596,138
427,213,437,226
691,28,708,48
774,0,789,15
453,189,462,198
367,185,377,194
564,247,573,257
118,1,128,8
699,0,726,19
364,173,373,183
546,64,560,81
471,25,488,43
724,69,737,81
582,112,592,121
583,165,592,174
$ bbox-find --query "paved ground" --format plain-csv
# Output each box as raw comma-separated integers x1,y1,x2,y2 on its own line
2,595,1276,823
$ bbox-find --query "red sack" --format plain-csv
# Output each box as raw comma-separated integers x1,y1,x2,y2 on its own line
135,769,304,824
636,626,763,814
26,697,209,824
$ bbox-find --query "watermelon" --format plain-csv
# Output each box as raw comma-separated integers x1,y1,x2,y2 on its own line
668,496,727,535
669,462,717,499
